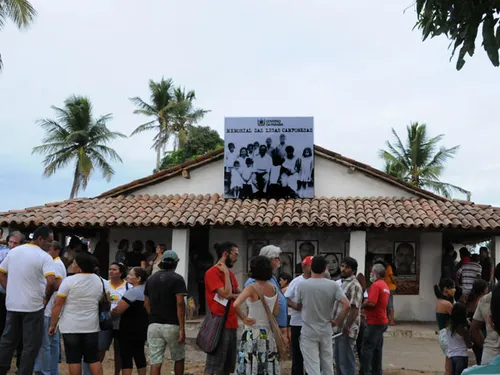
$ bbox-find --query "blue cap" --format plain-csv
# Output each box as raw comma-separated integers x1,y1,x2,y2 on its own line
162,250,179,262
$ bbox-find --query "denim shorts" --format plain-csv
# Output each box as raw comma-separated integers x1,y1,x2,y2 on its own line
63,332,99,364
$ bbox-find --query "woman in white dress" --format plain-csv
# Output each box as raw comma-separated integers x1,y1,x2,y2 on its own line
280,146,300,196
234,256,280,375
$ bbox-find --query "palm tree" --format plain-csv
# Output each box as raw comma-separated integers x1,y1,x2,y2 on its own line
0,0,37,70
32,95,126,199
170,86,210,150
379,122,468,199
129,78,177,171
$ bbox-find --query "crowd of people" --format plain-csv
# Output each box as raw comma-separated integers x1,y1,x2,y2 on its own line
435,244,500,375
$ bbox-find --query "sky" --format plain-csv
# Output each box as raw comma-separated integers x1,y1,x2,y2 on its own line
0,0,498,212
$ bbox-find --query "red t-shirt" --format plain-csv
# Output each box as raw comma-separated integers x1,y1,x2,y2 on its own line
204,266,239,329
365,280,390,325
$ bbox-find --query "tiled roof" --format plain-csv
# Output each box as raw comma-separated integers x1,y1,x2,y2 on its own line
98,146,444,201
1,194,500,230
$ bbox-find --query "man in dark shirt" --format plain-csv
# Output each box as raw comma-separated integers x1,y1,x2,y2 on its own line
441,243,457,282
144,250,187,375
480,247,494,284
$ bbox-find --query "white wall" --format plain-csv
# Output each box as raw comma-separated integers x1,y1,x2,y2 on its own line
109,227,172,261
133,155,418,198
394,232,442,321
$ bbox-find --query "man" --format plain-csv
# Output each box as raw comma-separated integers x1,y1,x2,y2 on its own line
203,242,241,375
394,242,415,275
471,263,500,365
360,263,390,375
333,256,363,375
246,245,289,344
0,231,24,336
0,225,55,375
144,250,187,375
296,255,350,375
285,255,312,375
457,253,482,295
0,229,5,248
479,247,494,284
463,284,500,374
441,243,457,282
265,137,274,155
274,134,288,160
34,240,66,375
295,241,316,273
253,145,272,195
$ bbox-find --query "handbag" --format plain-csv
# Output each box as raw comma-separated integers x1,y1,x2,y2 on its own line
98,277,113,331
252,284,288,360
196,276,233,353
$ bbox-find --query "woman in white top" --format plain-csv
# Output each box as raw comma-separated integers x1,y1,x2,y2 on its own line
234,256,280,375
49,252,104,375
147,244,166,275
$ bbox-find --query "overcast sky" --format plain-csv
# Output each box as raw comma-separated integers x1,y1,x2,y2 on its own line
0,0,498,212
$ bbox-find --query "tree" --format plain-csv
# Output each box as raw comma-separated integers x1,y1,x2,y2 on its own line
130,77,176,172
160,125,223,170
32,95,126,199
415,0,500,70
170,86,210,150
379,122,468,198
0,0,37,70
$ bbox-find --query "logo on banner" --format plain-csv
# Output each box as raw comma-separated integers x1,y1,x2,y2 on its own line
257,118,265,126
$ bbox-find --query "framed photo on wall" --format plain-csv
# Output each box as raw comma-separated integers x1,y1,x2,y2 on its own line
394,241,417,279
247,239,270,263
321,252,342,280
295,240,318,274
278,252,294,278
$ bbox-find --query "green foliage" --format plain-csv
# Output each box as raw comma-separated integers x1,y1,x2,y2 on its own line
0,0,37,71
379,122,468,199
160,125,223,170
415,0,500,70
32,95,126,199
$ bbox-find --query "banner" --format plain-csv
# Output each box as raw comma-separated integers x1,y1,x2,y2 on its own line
224,117,314,199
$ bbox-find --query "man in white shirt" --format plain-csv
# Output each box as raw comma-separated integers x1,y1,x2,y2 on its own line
285,256,312,375
253,145,272,195
0,225,55,375
35,240,67,375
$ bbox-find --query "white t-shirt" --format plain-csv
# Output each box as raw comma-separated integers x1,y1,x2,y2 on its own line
57,273,103,334
107,280,131,329
45,257,67,317
284,275,305,326
0,244,55,312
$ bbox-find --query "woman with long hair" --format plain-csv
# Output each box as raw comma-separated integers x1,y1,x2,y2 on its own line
446,303,472,375
146,244,166,275
112,267,149,375
434,278,455,375
234,256,280,375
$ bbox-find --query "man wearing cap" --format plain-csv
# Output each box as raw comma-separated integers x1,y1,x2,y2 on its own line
144,250,187,375
245,245,289,345
285,255,312,375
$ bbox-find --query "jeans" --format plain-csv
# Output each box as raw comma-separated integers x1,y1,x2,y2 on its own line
0,294,6,337
450,356,468,375
290,325,305,375
300,331,333,375
34,316,60,375
334,334,356,375
356,318,366,362
360,324,387,375
0,309,45,375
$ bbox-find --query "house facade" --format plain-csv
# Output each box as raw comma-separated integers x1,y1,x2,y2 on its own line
2,145,500,321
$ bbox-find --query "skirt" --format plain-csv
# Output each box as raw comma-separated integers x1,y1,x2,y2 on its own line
236,326,280,375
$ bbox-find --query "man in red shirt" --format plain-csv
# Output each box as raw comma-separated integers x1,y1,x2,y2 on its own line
203,242,241,375
360,263,390,375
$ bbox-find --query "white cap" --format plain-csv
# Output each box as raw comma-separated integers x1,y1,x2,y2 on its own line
259,245,281,259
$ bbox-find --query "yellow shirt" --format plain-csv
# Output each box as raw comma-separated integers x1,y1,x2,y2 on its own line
385,265,397,291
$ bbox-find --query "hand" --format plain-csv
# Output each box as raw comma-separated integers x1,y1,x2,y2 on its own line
178,329,185,344
342,325,350,337
43,298,48,306
48,325,56,336
216,261,229,274
294,303,302,311
231,293,240,300
243,317,256,326
331,319,341,327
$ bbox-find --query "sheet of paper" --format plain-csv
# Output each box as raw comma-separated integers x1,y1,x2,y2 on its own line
214,293,229,306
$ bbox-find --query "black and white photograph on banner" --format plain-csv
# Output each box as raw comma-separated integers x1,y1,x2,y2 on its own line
321,252,342,281
224,117,314,199
278,252,294,278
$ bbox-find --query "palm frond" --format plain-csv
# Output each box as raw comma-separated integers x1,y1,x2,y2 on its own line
129,97,157,114
420,179,470,199
0,0,37,30
130,120,158,136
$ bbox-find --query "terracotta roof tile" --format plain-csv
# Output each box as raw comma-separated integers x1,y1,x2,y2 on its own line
1,195,500,231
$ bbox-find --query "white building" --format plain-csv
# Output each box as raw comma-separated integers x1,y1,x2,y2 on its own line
2,145,500,321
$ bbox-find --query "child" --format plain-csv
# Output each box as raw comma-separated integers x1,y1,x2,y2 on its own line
230,160,244,198
447,303,472,375
240,158,256,198
298,147,314,197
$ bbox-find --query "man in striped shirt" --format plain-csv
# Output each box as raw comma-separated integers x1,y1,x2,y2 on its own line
457,254,482,295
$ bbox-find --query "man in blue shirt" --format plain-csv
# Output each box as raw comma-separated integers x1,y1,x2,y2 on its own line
463,284,500,374
245,245,289,346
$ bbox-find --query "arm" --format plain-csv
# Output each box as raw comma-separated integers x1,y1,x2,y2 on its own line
457,325,473,348
141,260,147,269
233,286,256,325
144,295,151,314
214,267,232,299
111,299,129,317
273,296,279,316
176,294,186,343
0,272,6,291
332,297,350,327
470,319,485,347
44,275,56,305
48,296,66,335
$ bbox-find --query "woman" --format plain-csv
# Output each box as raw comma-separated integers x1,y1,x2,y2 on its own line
102,262,131,375
466,279,488,365
112,267,149,375
234,256,280,375
325,254,341,280
49,252,103,375
384,261,397,325
125,240,147,269
434,278,455,375
146,243,166,275
447,303,472,375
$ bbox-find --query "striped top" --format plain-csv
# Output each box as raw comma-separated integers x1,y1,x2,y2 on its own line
457,262,482,293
